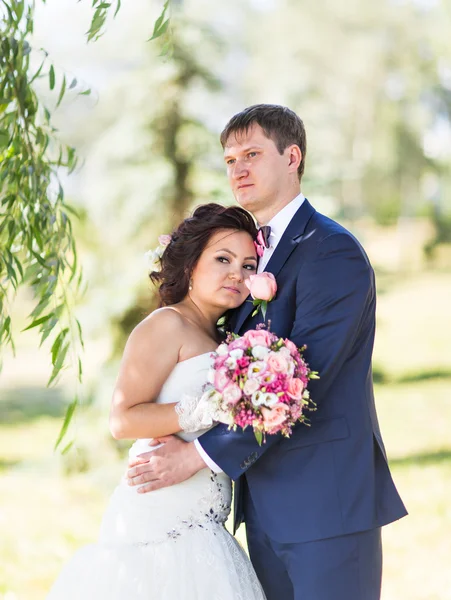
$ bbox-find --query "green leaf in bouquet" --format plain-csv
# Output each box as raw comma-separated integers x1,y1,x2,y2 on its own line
254,429,263,446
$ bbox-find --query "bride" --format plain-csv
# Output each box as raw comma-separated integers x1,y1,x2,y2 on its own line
47,203,266,599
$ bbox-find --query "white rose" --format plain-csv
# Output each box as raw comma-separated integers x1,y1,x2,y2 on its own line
278,346,291,358
216,344,229,356
252,345,271,360
229,349,244,360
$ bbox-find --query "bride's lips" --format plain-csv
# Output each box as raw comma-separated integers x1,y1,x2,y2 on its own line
223,286,241,294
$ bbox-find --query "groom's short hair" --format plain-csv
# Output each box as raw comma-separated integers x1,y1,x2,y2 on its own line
220,104,307,181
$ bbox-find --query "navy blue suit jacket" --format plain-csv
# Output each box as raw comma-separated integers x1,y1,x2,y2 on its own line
198,200,407,544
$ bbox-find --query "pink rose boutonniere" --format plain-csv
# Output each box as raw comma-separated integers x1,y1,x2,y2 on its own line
245,272,277,320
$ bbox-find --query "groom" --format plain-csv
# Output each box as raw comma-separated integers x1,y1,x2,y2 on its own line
127,104,407,599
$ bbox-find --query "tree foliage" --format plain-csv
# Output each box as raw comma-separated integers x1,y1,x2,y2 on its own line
0,0,169,448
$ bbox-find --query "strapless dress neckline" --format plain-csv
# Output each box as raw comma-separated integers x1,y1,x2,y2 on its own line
175,351,214,368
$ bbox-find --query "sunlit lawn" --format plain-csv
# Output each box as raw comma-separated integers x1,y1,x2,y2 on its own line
1,270,450,600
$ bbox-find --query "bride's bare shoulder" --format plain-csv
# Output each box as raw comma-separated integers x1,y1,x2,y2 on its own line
138,306,186,330
127,307,187,349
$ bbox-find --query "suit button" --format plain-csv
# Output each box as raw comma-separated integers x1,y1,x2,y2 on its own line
248,452,258,465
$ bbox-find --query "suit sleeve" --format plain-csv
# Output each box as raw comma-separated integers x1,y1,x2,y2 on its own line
197,233,374,480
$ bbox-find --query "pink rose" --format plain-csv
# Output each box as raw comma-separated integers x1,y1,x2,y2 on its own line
229,337,250,352
244,272,277,302
243,378,260,396
214,355,228,370
267,352,289,375
243,329,273,348
287,377,305,400
222,382,242,405
261,404,289,431
284,339,298,356
158,234,172,247
214,368,230,392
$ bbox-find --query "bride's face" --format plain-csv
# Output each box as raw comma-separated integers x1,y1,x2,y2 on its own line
190,229,257,311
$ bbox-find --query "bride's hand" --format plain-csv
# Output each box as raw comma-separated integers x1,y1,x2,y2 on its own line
126,436,206,493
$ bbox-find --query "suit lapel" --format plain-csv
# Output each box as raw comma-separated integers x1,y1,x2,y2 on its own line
234,199,316,334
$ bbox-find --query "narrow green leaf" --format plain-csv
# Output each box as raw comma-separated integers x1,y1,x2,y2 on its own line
54,398,78,451
79,88,91,96
30,59,46,83
114,0,121,17
56,75,66,108
31,249,48,267
39,317,59,347
48,341,70,386
51,327,69,365
30,293,52,319
15,2,25,22
22,313,53,331
49,65,55,90
148,0,170,41
148,18,170,42
78,358,83,381
61,440,74,455
1,316,12,343
76,319,84,349
87,8,107,42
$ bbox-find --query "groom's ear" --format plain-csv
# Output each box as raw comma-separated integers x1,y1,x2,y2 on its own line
286,144,302,174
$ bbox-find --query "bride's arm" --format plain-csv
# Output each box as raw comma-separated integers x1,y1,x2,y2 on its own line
109,309,185,440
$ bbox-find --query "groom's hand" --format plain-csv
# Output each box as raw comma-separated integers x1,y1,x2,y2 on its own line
126,436,206,494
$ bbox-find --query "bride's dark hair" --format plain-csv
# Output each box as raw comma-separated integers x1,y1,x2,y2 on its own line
150,203,258,306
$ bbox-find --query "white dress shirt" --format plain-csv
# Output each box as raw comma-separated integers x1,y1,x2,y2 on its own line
194,193,306,472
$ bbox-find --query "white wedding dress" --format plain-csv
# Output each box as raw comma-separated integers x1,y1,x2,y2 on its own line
47,352,266,600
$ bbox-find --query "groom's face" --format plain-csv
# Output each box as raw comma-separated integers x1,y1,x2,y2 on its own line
223,124,292,220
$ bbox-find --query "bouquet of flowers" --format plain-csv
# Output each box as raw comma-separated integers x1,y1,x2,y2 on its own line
205,327,318,444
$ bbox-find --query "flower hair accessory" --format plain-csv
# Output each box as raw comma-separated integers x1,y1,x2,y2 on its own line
144,234,172,273
245,272,277,320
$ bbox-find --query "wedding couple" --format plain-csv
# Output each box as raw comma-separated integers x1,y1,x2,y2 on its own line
47,104,407,600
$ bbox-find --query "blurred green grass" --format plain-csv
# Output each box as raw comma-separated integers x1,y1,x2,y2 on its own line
0,269,450,600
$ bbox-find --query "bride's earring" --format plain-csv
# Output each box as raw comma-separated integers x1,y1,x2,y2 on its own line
189,278,193,291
